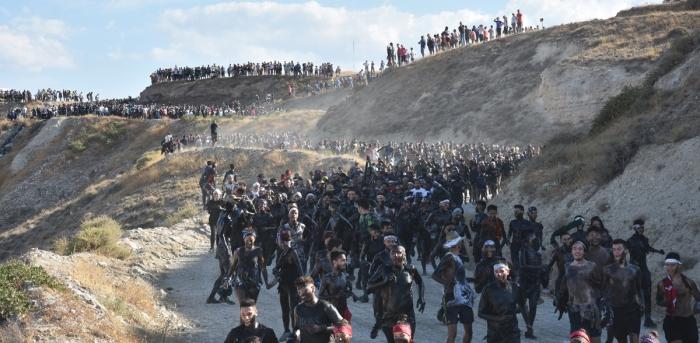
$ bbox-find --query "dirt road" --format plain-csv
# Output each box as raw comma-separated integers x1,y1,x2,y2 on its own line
159,235,582,343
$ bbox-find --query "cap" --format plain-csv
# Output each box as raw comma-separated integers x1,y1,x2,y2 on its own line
665,252,682,265
483,240,496,247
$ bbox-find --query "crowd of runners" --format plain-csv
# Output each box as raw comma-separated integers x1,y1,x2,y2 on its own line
150,61,339,84
193,130,699,343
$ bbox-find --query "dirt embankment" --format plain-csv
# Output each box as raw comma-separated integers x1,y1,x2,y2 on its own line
139,75,327,105
316,7,700,145
493,33,700,282
0,111,344,260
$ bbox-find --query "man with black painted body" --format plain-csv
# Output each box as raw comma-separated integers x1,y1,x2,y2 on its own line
367,245,425,342
478,262,522,343
627,219,664,328
557,241,605,343
602,239,643,343
293,276,347,343
507,204,532,269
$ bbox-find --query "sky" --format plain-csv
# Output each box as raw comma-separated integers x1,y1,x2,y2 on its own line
0,0,661,99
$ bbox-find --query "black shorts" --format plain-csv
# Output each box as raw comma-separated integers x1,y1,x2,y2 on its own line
663,315,698,343
611,305,641,339
446,304,474,325
569,310,601,337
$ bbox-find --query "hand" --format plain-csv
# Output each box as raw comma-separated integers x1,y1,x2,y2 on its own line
388,274,397,283
267,277,278,289
417,299,425,313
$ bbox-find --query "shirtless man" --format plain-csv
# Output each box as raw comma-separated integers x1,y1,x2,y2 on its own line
585,228,613,268
293,276,348,343
319,251,357,322
271,230,304,336
433,232,475,343
557,241,605,343
367,245,425,343
547,233,573,300
603,239,643,343
655,252,700,343
474,240,500,294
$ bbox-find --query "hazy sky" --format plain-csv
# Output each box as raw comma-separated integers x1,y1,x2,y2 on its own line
0,0,660,98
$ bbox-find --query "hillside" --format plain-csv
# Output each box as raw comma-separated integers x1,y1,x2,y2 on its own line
139,75,327,105
494,29,700,281
317,5,700,144
0,113,351,260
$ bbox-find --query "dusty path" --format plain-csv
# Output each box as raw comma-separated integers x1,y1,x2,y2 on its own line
160,232,580,342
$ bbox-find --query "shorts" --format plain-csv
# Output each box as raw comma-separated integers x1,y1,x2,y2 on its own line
569,310,602,338
611,305,641,340
446,304,474,325
663,315,698,343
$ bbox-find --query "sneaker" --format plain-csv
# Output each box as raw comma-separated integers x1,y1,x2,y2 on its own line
525,328,536,339
206,297,220,304
358,294,369,303
370,325,379,339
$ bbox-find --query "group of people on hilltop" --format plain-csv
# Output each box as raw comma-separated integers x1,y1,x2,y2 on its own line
390,9,544,66
150,61,339,84
0,89,98,104
195,140,695,343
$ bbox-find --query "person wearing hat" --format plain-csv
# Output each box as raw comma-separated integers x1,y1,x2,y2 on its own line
557,241,605,343
478,261,522,343
433,230,475,343
229,229,269,303
655,252,700,343
627,219,665,328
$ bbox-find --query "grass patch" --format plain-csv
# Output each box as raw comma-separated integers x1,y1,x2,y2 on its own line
164,203,199,226
71,260,157,328
590,32,695,134
0,261,64,320
67,120,127,153
521,30,700,196
54,216,132,260
135,149,163,170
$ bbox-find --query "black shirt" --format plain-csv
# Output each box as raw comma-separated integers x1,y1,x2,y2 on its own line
224,322,278,343
293,300,344,343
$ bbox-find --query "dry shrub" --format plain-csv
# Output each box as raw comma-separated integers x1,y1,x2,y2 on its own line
135,149,163,170
71,260,157,327
54,216,131,260
164,203,200,226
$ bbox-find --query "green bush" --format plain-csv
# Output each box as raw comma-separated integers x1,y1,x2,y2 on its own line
54,216,132,260
68,121,127,154
0,261,64,320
